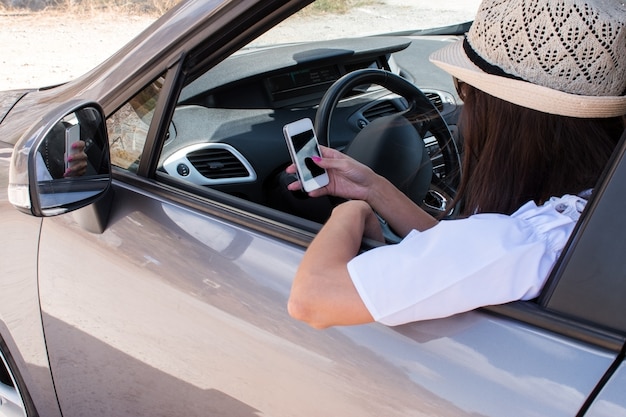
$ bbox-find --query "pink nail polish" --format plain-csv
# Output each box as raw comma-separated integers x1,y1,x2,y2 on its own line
312,156,322,163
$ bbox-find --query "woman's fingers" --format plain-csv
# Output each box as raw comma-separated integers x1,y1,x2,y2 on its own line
64,141,88,177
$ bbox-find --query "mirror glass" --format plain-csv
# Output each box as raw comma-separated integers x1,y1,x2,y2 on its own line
35,105,111,212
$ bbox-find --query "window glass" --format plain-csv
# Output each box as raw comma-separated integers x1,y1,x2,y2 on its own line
107,76,165,171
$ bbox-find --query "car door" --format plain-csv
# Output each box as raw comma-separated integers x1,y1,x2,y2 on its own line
29,2,626,417
35,170,624,417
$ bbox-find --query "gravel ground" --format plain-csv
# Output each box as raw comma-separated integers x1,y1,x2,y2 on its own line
0,0,480,91
0,12,155,90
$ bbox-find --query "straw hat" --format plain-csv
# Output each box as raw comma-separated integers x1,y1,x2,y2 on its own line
429,0,626,118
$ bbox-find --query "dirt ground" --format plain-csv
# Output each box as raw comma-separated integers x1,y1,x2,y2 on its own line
0,1,480,91
0,12,155,90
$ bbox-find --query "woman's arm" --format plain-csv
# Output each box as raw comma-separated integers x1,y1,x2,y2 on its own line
288,200,382,329
287,147,438,237
365,173,438,237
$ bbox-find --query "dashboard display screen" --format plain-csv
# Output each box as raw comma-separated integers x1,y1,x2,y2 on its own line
266,58,382,104
267,65,340,94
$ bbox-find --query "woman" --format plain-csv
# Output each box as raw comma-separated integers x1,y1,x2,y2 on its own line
287,0,626,329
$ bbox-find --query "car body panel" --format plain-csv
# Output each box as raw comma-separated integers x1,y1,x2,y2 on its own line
585,360,626,417
0,141,62,417
35,179,617,417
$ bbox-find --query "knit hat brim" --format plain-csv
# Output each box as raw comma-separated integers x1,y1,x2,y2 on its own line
430,39,626,118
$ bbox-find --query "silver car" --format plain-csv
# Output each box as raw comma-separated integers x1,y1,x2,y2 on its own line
1,1,625,416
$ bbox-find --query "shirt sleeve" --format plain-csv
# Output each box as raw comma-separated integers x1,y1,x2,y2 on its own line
347,199,580,326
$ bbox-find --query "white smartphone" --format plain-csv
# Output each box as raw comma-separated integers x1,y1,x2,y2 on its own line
64,123,81,171
283,118,329,192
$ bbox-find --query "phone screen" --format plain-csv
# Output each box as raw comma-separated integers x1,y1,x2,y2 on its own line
291,129,325,182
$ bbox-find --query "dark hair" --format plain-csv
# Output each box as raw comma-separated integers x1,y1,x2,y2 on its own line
452,85,624,216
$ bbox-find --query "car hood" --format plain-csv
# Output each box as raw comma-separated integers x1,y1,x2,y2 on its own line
0,86,75,148
0,89,33,124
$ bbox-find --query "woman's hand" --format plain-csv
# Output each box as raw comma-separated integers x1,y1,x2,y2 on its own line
286,146,377,201
64,140,88,177
286,145,438,236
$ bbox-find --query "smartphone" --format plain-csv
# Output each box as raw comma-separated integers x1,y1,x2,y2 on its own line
64,123,81,171
283,118,329,192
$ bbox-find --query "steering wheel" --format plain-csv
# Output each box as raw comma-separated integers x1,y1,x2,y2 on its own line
315,68,461,216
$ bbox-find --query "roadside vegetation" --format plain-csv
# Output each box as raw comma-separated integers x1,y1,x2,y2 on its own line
0,0,371,16
302,0,372,15
0,0,176,15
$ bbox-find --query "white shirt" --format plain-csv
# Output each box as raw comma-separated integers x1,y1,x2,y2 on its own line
347,194,587,326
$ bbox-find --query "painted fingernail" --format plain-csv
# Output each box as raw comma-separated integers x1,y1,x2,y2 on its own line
312,156,322,162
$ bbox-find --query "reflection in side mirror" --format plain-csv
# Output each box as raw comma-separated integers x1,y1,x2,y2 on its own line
8,102,112,218
35,106,111,214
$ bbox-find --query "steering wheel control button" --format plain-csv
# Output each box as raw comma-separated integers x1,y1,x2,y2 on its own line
177,163,190,176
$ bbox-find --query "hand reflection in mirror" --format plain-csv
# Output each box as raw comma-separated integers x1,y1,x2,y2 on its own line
36,138,89,181
64,140,88,177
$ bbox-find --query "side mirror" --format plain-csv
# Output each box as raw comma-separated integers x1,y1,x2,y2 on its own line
9,102,112,220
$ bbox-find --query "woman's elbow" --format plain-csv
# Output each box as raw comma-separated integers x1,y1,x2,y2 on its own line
287,293,332,329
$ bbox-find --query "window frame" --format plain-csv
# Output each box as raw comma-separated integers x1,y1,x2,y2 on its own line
539,130,626,334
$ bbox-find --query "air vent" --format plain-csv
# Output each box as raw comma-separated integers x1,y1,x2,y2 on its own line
187,148,249,179
163,143,256,185
362,93,444,124
424,92,444,111
363,100,399,121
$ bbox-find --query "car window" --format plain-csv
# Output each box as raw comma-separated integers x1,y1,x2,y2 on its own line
154,3,471,228
107,76,165,171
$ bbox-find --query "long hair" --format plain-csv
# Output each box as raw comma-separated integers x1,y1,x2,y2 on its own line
452,85,624,216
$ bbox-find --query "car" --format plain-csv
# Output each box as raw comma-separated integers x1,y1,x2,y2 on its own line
1,0,626,416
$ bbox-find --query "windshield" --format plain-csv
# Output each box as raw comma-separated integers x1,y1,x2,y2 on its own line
254,0,481,46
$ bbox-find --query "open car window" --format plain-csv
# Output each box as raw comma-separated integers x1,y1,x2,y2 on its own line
154,3,473,227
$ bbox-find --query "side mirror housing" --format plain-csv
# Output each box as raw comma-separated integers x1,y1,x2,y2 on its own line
8,101,112,229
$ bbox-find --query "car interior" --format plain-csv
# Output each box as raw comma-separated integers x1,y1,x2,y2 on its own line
107,25,469,237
